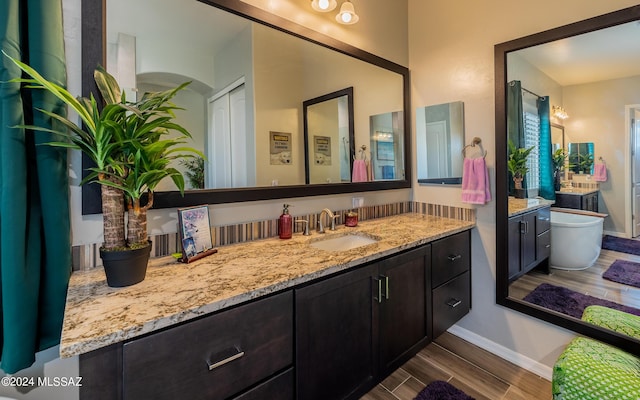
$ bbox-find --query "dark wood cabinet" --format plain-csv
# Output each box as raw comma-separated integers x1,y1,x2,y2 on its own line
295,245,430,400
508,206,550,281
555,190,598,212
430,230,471,338
79,230,473,400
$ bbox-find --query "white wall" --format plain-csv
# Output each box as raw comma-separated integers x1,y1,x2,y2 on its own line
409,0,640,375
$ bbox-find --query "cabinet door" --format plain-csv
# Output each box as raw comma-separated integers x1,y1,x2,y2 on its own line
378,245,430,374
508,216,522,280
521,212,537,270
295,265,377,400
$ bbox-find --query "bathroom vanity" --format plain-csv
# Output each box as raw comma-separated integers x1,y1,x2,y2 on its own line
554,189,599,212
61,214,473,400
507,198,553,282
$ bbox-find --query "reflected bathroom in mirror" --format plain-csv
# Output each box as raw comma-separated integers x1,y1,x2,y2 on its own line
81,0,409,213
416,101,464,184
567,142,595,175
496,5,640,353
303,87,354,184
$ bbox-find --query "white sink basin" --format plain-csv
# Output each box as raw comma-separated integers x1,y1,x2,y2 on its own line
310,233,379,251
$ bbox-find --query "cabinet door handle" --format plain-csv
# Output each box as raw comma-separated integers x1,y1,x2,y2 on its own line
380,275,390,300
545,244,551,248
446,298,462,308
207,346,245,371
374,277,383,303
447,254,462,262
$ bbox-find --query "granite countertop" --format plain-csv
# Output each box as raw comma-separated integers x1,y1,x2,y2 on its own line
60,213,474,358
556,187,599,195
508,197,555,217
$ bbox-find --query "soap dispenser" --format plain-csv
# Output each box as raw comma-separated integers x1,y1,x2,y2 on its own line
278,204,293,239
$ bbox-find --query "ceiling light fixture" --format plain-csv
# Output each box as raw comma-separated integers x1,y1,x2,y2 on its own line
552,105,569,120
311,0,337,12
336,1,359,25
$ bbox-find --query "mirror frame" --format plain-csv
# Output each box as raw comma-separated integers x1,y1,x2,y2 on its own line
81,0,411,214
495,4,640,353
303,87,355,184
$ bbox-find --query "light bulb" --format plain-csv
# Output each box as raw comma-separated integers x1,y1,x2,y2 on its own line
341,13,352,23
319,0,329,10
311,0,337,12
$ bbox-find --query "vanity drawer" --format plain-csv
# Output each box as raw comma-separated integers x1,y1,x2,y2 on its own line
431,231,470,288
232,368,294,400
537,230,551,260
432,271,470,338
122,291,293,400
536,207,551,234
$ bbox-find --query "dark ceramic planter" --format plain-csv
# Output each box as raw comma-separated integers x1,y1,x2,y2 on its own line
100,242,151,287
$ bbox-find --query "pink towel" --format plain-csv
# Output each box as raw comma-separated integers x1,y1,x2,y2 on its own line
593,162,607,182
461,157,491,204
352,159,368,182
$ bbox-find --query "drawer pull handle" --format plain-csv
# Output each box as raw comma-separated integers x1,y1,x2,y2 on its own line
447,254,462,262
446,298,462,308
207,347,245,371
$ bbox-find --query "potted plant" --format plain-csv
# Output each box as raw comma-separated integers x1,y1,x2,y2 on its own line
507,140,534,199
6,53,202,287
552,148,567,191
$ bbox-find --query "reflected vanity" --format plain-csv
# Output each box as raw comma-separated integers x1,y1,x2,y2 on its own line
81,0,411,213
495,5,640,353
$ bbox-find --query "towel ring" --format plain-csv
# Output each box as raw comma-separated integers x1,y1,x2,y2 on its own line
462,137,487,158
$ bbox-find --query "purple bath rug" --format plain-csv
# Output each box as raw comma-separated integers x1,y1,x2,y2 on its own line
523,283,640,319
603,259,640,288
414,380,474,400
602,235,640,256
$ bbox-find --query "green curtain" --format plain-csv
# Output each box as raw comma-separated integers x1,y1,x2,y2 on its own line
507,80,525,194
537,96,555,199
0,0,71,374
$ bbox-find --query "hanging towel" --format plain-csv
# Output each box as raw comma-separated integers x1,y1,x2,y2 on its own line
593,162,607,182
461,157,492,204
352,159,368,182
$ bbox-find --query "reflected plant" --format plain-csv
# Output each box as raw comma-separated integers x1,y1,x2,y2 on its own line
181,156,205,189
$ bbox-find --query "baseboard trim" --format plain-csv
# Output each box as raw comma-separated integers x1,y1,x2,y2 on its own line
447,325,553,381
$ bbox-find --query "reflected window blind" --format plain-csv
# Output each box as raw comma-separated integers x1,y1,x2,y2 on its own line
523,112,540,190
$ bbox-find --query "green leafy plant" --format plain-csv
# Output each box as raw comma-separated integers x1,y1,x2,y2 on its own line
180,156,205,189
5,51,203,251
552,148,567,174
507,140,535,181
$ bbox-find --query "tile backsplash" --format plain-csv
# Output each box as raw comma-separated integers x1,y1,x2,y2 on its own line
72,201,475,271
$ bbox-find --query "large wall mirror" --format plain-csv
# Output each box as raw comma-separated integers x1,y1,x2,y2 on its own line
495,5,640,353
81,0,411,213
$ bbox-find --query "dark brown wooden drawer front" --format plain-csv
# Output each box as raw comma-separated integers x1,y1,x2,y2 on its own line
537,230,551,260
432,271,470,338
122,291,293,400
232,368,294,400
431,231,470,287
536,207,551,234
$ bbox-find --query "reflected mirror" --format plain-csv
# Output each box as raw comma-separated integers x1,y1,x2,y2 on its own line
370,111,405,180
568,142,595,175
81,0,411,212
496,5,640,353
304,88,354,184
416,102,465,184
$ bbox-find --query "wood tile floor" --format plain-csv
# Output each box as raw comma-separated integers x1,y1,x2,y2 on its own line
510,248,640,309
361,332,551,400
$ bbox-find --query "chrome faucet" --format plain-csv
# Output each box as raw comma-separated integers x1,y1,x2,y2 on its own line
318,208,340,233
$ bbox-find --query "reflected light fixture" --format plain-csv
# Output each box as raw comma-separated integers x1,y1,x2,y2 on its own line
311,0,337,12
552,105,569,120
336,1,359,25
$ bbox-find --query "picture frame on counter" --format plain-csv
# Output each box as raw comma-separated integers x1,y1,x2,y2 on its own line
177,205,217,263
